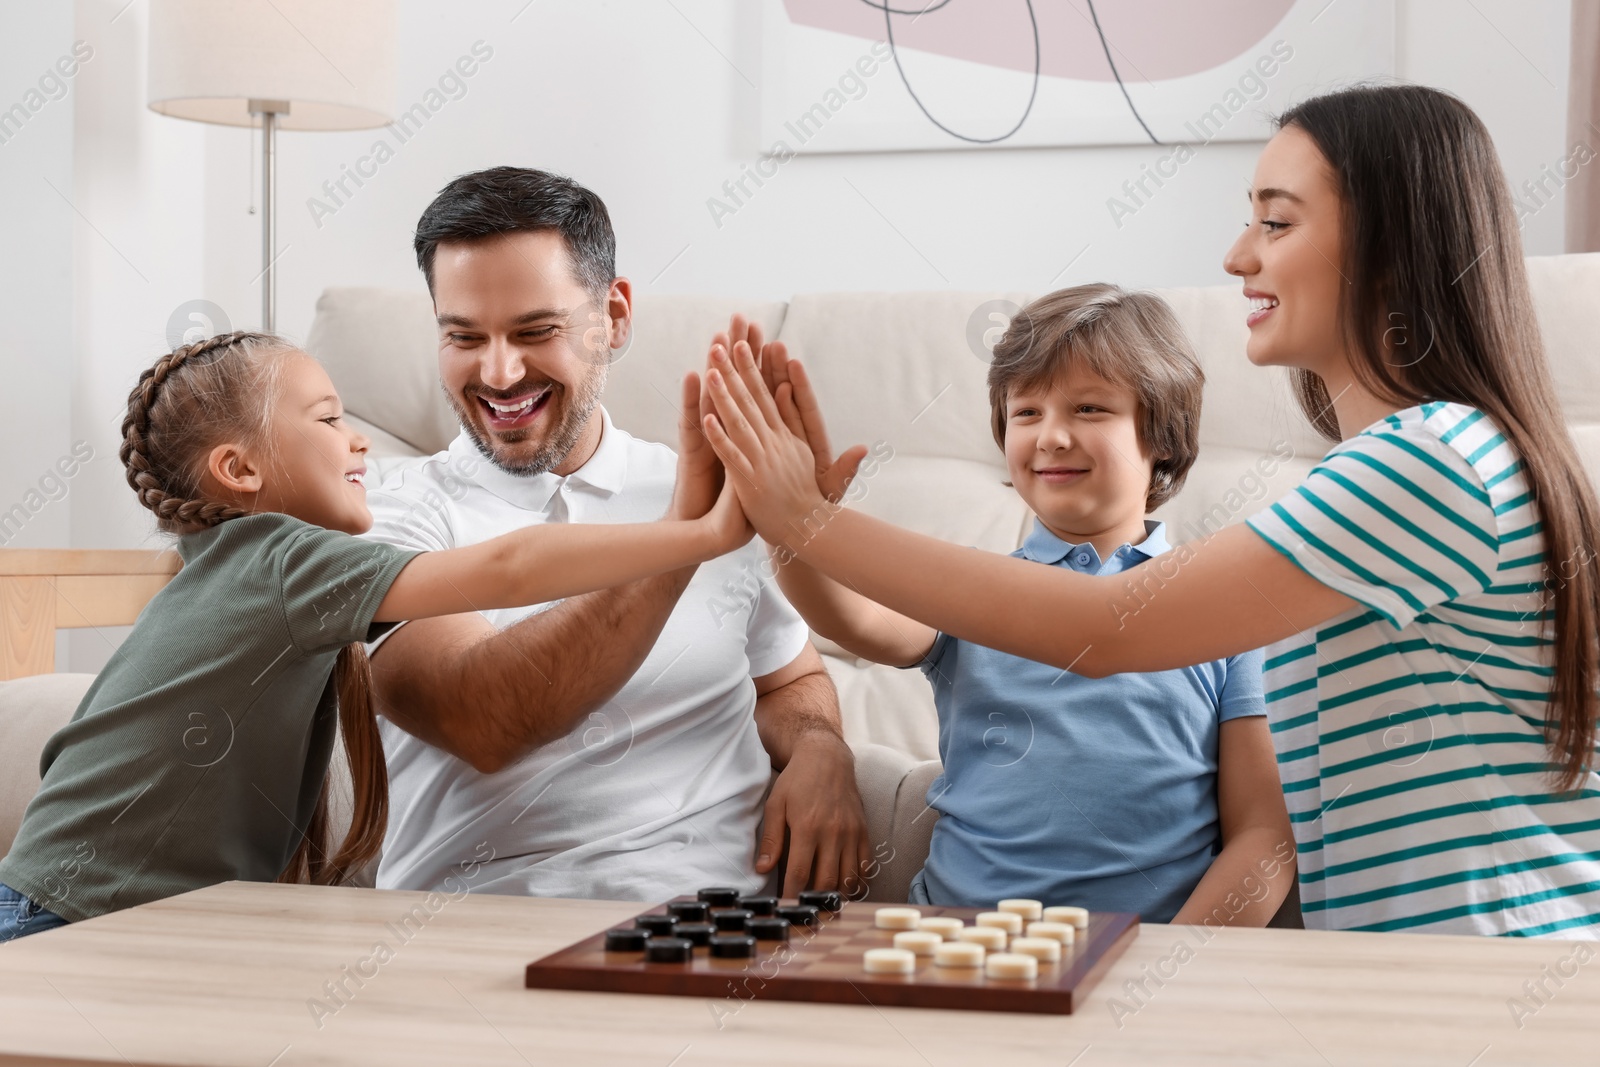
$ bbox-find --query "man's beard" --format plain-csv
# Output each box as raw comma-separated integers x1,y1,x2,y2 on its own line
452,362,607,477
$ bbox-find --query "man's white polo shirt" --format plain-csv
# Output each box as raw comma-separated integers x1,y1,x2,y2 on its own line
361,406,809,902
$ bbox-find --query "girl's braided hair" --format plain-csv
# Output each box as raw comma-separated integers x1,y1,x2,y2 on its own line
119,330,294,534
118,330,388,886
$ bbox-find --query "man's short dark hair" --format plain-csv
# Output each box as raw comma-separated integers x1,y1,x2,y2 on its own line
413,166,616,302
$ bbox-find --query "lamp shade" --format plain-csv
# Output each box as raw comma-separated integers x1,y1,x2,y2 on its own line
147,0,396,130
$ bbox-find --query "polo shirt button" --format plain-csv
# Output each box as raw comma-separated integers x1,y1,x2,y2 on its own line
1075,553,1091,565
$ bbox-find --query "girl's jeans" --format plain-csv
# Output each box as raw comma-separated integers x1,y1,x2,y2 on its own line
0,882,69,942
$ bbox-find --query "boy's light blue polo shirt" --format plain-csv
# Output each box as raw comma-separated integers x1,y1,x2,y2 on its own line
910,518,1266,921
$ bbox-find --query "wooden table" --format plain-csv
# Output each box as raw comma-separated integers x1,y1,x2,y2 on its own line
0,882,1590,1065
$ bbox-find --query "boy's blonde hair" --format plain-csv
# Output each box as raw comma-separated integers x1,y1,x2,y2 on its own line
987,283,1204,511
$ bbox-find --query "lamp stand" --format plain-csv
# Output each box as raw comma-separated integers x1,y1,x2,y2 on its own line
248,99,289,333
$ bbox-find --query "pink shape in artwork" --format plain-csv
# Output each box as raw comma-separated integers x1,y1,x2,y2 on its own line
783,0,1297,82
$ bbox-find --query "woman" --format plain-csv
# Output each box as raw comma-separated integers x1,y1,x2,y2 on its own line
700,84,1600,937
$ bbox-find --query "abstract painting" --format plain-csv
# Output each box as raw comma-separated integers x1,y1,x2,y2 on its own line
758,0,1395,152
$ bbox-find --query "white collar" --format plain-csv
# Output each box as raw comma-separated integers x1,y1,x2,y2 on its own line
448,405,630,513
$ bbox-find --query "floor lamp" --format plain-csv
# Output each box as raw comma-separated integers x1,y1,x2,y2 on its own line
146,0,396,332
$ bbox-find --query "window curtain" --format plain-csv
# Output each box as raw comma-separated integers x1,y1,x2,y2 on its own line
1568,0,1600,252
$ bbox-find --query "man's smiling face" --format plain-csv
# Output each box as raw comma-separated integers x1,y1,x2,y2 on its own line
430,230,626,476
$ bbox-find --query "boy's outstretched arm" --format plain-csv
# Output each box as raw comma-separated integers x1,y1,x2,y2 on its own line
1170,716,1296,927
701,342,1358,676
774,554,936,668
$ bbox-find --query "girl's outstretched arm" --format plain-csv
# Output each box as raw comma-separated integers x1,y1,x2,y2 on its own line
702,343,1356,676
374,472,751,623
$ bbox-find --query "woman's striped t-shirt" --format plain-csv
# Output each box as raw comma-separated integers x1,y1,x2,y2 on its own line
1246,401,1600,937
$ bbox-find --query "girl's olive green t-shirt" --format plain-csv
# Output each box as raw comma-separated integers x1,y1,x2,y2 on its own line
0,512,419,922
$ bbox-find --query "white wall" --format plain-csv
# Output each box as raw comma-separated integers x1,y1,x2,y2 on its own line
2,0,1577,671
201,0,1572,343
1400,0,1574,253
58,0,210,669
0,4,77,555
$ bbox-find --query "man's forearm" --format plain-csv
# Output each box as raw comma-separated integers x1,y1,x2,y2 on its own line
753,668,846,769
379,565,696,773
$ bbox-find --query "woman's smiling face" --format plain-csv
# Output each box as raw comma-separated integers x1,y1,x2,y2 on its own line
1223,125,1349,380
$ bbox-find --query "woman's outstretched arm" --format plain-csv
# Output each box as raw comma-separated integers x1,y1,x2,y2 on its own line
701,342,1356,675
770,510,1351,676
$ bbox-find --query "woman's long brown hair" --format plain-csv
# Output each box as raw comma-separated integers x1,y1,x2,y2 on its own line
120,330,390,882
1280,85,1599,790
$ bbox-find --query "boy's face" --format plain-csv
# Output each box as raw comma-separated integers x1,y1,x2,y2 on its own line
1002,363,1154,548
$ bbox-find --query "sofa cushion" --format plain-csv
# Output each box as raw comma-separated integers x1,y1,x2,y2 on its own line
0,673,93,855
775,287,1332,473
846,454,1031,554
825,655,940,761
1527,253,1600,428
591,294,790,449
1151,442,1319,544
304,287,461,456
776,291,1028,468
301,253,1600,766
1150,283,1331,461
309,287,791,459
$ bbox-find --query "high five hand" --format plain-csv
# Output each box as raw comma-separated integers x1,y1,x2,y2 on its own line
668,368,721,521
760,350,869,505
672,313,781,521
702,341,835,551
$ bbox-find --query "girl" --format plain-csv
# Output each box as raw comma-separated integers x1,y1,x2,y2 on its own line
0,331,746,941
704,85,1600,937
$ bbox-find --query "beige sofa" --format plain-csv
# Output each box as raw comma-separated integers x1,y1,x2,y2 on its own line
5,253,1598,908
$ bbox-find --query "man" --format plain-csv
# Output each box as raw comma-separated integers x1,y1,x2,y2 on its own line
362,166,867,902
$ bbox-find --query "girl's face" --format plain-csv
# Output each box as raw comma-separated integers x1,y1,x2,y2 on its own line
253,354,373,534
1223,125,1348,379
1002,362,1154,550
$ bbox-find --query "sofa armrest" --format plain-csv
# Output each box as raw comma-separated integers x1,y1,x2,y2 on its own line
850,742,942,905
0,672,95,854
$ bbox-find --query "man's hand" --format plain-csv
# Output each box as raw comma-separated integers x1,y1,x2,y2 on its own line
668,369,720,521
670,313,775,522
756,732,870,896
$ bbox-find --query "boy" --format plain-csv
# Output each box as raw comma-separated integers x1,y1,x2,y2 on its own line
736,285,1293,923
